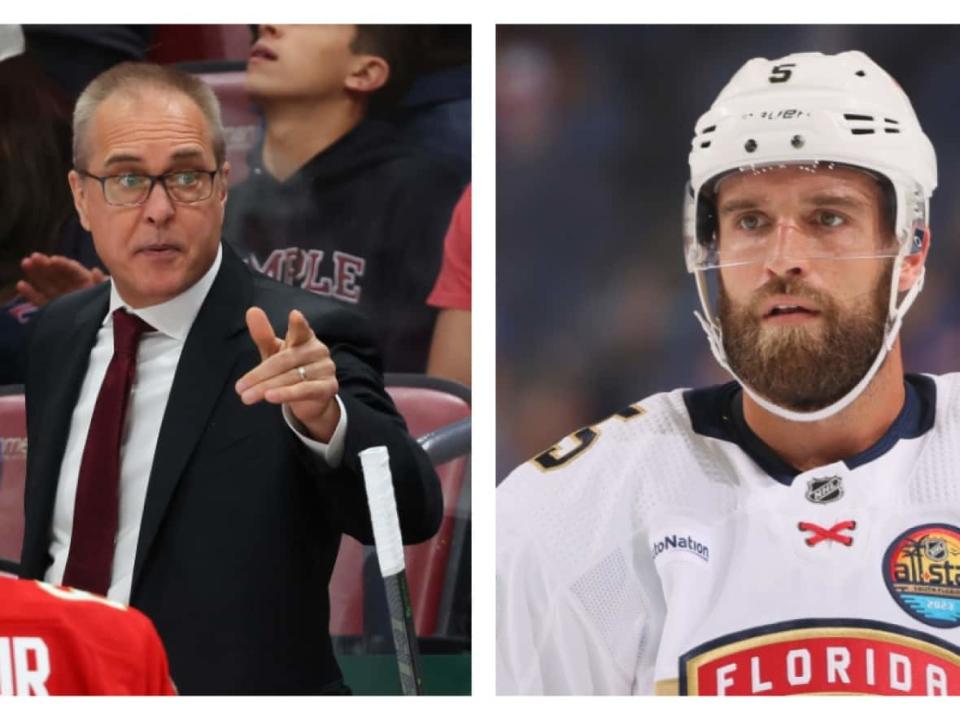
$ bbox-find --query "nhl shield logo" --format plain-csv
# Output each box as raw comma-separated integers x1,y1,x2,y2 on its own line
923,536,949,562
805,475,843,504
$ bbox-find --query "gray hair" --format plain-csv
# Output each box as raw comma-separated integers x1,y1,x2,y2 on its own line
73,62,226,169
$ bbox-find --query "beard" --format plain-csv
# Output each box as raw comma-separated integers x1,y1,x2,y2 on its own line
717,264,892,412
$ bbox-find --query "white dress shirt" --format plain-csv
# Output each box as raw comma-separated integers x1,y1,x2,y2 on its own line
46,244,348,602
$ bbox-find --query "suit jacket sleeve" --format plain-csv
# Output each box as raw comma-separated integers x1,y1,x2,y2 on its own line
279,293,443,546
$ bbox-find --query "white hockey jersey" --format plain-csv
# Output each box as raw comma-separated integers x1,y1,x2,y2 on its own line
497,373,960,695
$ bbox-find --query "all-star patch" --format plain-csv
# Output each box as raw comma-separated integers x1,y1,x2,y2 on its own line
883,524,960,629
806,475,843,504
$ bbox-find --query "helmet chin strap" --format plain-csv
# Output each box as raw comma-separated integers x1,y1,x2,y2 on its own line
693,260,925,423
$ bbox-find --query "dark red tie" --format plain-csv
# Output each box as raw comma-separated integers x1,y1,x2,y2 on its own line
63,308,153,596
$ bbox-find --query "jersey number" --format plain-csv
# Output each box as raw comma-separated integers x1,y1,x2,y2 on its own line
532,404,645,471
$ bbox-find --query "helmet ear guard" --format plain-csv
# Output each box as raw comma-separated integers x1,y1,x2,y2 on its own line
685,50,937,422
896,224,930,295
695,189,717,262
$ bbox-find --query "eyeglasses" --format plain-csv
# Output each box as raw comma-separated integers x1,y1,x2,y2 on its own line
78,169,220,207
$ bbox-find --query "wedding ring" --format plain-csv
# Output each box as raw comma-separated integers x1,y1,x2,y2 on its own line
297,366,308,382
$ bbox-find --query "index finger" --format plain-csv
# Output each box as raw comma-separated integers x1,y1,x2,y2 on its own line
245,306,282,361
284,309,314,348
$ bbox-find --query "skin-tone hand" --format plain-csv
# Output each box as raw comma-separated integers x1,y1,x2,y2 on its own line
235,307,341,442
17,253,108,306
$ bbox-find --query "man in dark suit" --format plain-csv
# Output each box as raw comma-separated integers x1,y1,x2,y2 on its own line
19,62,442,694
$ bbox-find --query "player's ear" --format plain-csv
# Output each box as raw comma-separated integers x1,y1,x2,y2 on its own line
898,227,930,293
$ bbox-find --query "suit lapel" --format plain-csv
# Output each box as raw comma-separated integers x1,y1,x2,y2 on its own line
132,246,253,591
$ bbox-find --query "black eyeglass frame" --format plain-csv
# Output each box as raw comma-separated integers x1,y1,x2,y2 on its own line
77,168,221,207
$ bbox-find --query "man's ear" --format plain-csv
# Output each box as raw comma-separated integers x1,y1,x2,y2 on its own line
216,161,231,223
344,55,390,95
899,227,930,293
219,161,231,203
68,169,92,231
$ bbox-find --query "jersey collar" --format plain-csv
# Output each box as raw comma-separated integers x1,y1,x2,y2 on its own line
683,373,936,486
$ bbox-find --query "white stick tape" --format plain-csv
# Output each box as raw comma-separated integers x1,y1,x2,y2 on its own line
359,446,405,577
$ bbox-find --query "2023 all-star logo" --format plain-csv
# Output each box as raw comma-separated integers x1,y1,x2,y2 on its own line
677,619,960,695
883,524,960,628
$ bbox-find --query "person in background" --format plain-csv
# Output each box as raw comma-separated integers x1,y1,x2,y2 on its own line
0,26,82,383
21,25,153,103
389,25,471,184
427,184,471,386
226,24,465,373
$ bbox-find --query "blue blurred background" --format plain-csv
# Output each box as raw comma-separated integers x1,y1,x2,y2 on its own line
496,25,960,480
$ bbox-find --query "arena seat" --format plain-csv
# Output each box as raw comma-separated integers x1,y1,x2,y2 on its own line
0,558,18,578
0,385,26,572
329,374,471,642
386,375,471,638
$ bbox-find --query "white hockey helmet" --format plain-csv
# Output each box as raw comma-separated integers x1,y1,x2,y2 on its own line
685,50,936,271
684,50,938,422
0,25,25,64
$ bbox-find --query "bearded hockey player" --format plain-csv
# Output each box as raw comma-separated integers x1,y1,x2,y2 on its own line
497,50,960,695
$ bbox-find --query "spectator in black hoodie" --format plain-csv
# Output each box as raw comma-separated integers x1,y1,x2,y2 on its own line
0,26,104,383
226,24,466,372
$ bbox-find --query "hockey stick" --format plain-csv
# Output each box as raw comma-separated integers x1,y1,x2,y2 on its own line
359,446,424,696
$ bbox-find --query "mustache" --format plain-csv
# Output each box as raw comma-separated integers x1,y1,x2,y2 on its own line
748,276,832,313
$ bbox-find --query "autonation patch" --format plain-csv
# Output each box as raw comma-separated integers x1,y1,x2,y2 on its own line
652,533,710,562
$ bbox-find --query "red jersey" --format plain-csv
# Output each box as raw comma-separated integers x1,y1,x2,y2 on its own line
0,577,176,695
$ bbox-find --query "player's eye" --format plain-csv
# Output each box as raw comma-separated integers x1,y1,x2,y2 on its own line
735,213,766,231
815,210,845,228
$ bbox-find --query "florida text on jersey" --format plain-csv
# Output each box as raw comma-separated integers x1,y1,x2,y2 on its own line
496,373,960,695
